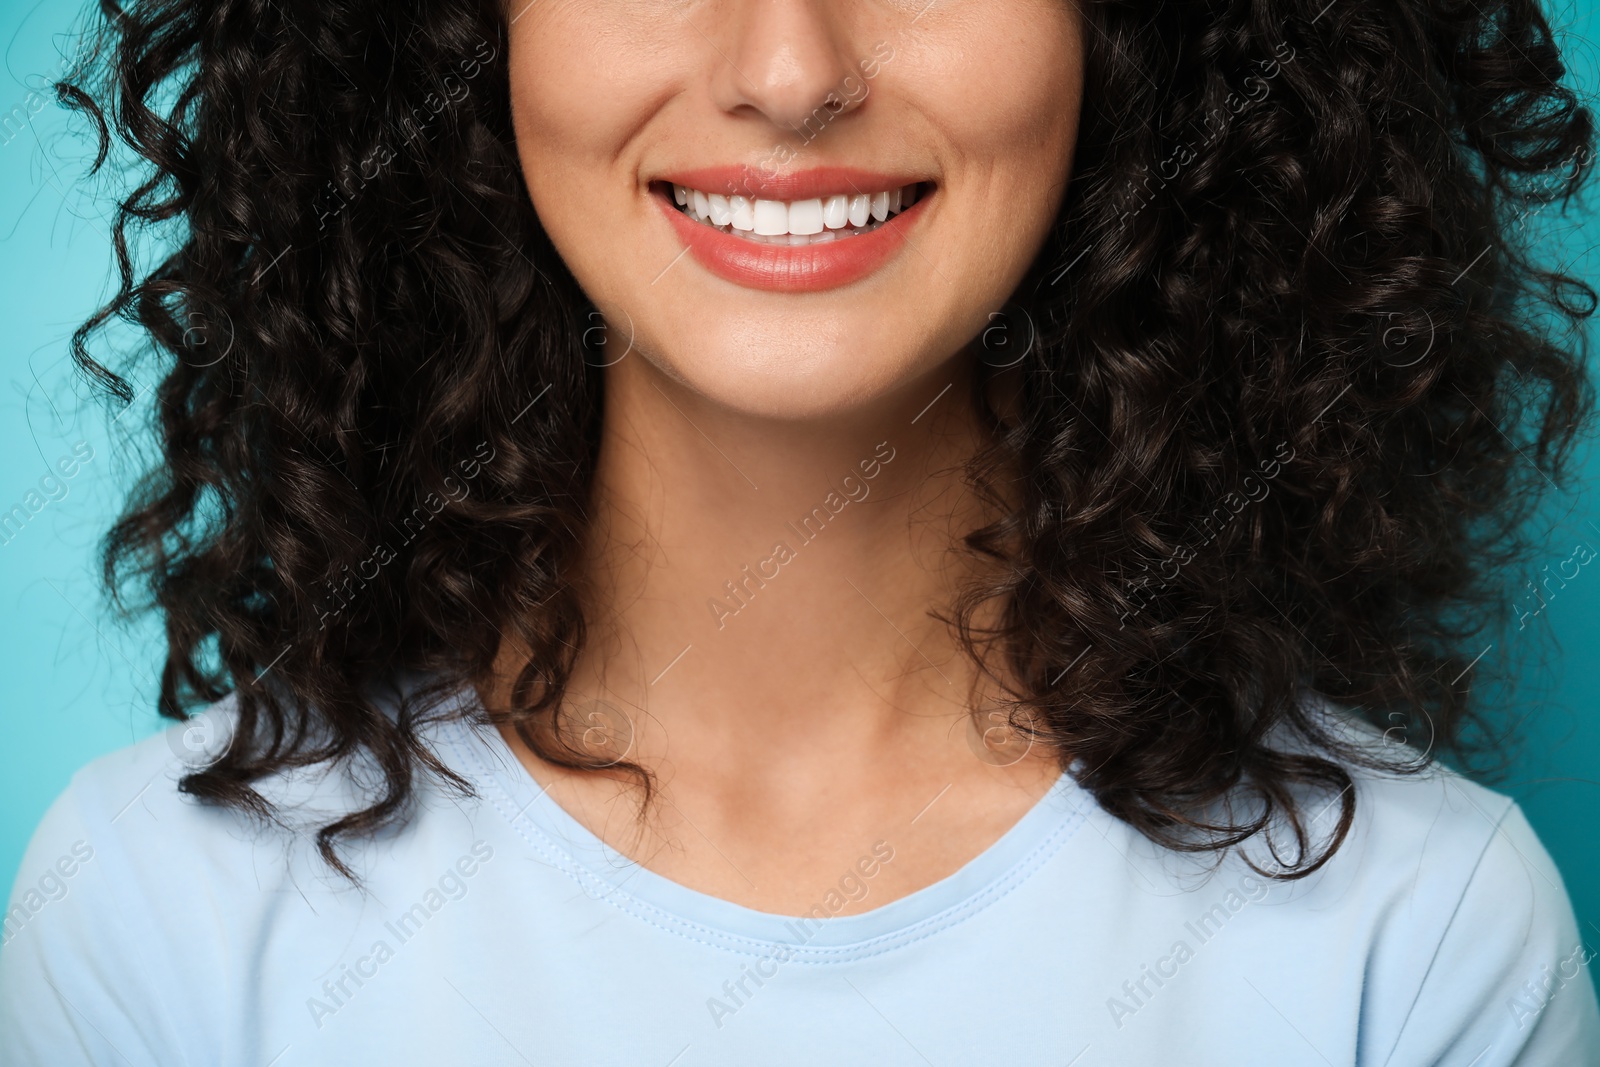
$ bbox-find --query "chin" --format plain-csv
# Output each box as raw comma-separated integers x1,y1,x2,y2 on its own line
633,311,942,421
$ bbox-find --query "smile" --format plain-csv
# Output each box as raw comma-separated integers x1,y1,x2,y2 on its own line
654,168,933,293
668,183,922,246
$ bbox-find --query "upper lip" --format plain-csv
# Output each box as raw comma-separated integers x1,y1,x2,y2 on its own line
655,165,930,202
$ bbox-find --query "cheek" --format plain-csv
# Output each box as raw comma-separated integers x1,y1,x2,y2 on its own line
907,8,1083,218
884,13,1080,353
508,7,686,198
508,7,699,327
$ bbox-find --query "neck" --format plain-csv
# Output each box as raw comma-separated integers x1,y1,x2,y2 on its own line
491,345,1022,787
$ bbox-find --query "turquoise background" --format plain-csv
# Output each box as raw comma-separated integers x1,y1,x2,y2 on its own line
1,0,1597,997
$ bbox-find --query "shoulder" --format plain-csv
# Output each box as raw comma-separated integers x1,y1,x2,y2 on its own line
6,693,311,893
1281,693,1535,884
1281,698,1600,1064
0,690,435,1065
1,691,312,946
0,699,249,1065
5,683,461,905
7,694,248,904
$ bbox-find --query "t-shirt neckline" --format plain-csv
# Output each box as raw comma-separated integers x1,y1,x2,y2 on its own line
435,685,1092,964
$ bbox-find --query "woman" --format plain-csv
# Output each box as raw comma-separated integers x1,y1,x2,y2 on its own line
2,0,1597,1062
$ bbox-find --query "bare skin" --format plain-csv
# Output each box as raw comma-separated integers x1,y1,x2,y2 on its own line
481,0,1083,917
478,353,1063,916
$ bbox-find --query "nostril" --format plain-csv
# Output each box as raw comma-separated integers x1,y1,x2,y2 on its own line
706,6,864,130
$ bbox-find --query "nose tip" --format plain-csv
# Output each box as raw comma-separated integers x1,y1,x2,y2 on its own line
708,1,865,134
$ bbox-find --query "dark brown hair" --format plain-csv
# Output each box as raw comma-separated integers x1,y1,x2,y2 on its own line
60,0,1595,879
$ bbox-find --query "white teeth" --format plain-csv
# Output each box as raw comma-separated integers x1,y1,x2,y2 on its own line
753,199,788,235
670,182,922,241
848,194,871,227
823,195,850,229
788,198,824,235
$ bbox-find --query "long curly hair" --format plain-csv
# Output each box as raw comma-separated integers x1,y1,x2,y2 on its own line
59,0,1595,880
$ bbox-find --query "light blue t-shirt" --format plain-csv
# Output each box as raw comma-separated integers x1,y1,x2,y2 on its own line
2,680,1597,1066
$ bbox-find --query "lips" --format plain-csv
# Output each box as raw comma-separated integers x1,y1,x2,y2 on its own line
653,166,933,293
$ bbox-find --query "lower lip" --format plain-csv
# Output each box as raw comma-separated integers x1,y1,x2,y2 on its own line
655,187,930,293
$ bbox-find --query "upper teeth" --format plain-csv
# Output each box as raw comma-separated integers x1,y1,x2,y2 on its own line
671,184,919,239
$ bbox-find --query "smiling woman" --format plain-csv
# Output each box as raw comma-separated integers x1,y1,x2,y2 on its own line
2,0,1599,1064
